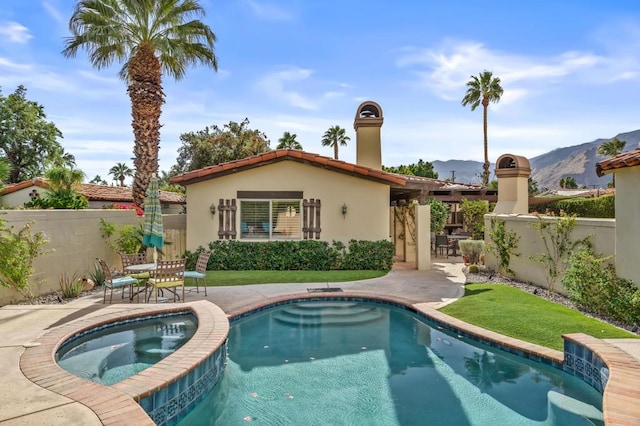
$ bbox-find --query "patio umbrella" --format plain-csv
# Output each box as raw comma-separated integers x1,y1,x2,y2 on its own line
142,176,164,262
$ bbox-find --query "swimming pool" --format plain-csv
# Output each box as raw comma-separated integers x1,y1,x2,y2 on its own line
178,301,603,425
56,312,197,385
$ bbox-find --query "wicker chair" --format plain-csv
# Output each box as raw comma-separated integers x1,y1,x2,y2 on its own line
96,258,138,304
148,258,186,303
435,234,455,258
183,251,211,296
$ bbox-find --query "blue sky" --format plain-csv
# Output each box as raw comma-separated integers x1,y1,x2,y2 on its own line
1,0,640,184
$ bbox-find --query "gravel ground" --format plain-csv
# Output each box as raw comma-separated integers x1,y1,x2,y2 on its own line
464,267,639,336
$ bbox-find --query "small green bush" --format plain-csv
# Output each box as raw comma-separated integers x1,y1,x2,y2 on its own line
562,246,640,326
460,198,488,240
467,264,480,274
458,240,485,265
59,273,84,299
184,239,394,271
88,262,105,287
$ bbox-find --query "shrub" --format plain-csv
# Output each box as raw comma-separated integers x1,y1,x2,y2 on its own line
467,264,480,274
532,195,615,218
184,239,394,271
59,272,84,299
88,262,105,287
458,240,484,265
460,198,488,240
563,247,640,326
423,199,449,233
486,218,519,275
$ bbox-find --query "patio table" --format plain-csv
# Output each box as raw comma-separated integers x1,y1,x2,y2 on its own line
125,263,156,301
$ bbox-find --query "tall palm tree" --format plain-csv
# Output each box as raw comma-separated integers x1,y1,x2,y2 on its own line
109,162,133,186
461,70,504,186
597,137,626,187
321,125,350,160
62,0,218,205
276,131,303,150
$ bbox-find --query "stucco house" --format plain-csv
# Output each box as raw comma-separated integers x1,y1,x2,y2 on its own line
596,148,640,283
1,178,185,214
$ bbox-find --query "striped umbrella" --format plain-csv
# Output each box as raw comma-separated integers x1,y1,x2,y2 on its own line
142,176,164,259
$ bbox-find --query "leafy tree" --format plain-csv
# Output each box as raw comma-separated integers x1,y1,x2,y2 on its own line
172,118,270,174
158,170,185,193
276,131,303,150
461,70,504,186
0,85,64,183
597,137,626,188
321,125,350,160
382,159,438,178
528,177,540,196
63,0,219,206
108,162,133,187
89,175,108,185
424,198,449,232
0,158,9,193
460,198,489,240
47,147,76,169
559,176,578,189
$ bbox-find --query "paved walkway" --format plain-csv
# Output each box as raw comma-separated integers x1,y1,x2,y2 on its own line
0,259,466,425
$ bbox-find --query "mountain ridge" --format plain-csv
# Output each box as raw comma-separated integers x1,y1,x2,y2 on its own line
431,129,640,190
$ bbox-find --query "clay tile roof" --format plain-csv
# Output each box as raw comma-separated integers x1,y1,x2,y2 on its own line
169,149,407,186
596,148,640,176
1,179,185,204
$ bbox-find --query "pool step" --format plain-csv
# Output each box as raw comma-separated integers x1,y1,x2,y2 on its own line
274,303,384,326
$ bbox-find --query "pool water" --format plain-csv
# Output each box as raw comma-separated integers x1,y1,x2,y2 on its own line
179,301,603,426
56,313,197,385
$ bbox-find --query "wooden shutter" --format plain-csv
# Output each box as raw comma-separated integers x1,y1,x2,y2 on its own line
218,199,237,239
302,199,321,239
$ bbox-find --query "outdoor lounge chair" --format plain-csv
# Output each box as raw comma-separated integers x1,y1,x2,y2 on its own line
96,258,138,304
148,258,187,303
183,251,211,296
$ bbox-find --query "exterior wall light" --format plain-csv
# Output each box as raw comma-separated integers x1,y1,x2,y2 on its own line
209,203,216,216
341,203,347,217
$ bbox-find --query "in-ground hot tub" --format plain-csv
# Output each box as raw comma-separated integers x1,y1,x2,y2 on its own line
56,312,198,385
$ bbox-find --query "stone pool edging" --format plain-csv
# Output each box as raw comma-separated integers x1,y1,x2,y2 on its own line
20,300,229,426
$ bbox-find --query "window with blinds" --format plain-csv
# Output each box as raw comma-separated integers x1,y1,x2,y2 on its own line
240,200,301,239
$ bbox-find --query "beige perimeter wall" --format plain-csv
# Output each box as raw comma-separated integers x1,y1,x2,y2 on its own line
613,167,640,282
184,161,390,251
0,210,186,305
483,214,615,294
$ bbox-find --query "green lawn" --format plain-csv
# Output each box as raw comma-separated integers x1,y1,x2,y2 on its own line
439,283,638,351
185,270,387,287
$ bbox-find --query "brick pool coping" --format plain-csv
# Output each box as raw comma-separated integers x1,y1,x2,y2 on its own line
20,300,228,425
20,293,640,425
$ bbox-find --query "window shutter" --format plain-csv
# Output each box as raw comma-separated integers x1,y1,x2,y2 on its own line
218,199,237,239
303,199,321,239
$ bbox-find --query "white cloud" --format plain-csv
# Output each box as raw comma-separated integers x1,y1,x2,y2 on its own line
42,1,66,25
244,1,293,21
0,21,33,44
257,68,317,110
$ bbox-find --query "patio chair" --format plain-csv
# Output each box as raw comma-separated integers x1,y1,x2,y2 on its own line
183,251,211,296
96,258,138,304
148,258,187,303
120,252,152,300
435,234,455,258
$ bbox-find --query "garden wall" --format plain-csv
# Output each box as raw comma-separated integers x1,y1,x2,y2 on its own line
0,210,186,305
483,214,615,295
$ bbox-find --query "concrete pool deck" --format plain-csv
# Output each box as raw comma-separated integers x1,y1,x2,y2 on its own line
1,258,639,425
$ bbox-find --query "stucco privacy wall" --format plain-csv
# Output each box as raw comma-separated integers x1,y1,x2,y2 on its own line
184,160,390,251
613,167,640,282
0,210,186,305
483,214,615,294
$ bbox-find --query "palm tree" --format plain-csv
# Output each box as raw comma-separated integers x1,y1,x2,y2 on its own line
89,175,108,185
108,162,133,186
597,137,626,187
62,0,218,206
321,125,350,160
461,70,504,186
277,131,303,150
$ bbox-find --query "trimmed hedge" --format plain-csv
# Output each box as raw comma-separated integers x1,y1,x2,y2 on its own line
532,195,615,218
184,239,395,271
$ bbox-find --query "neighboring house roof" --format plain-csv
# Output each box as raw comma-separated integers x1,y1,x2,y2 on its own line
1,178,185,204
596,148,640,176
170,149,408,186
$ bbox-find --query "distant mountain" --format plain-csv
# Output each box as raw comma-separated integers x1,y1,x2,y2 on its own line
432,130,640,190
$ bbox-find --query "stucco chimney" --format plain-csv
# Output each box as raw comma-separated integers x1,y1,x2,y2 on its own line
354,101,383,170
493,153,531,214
